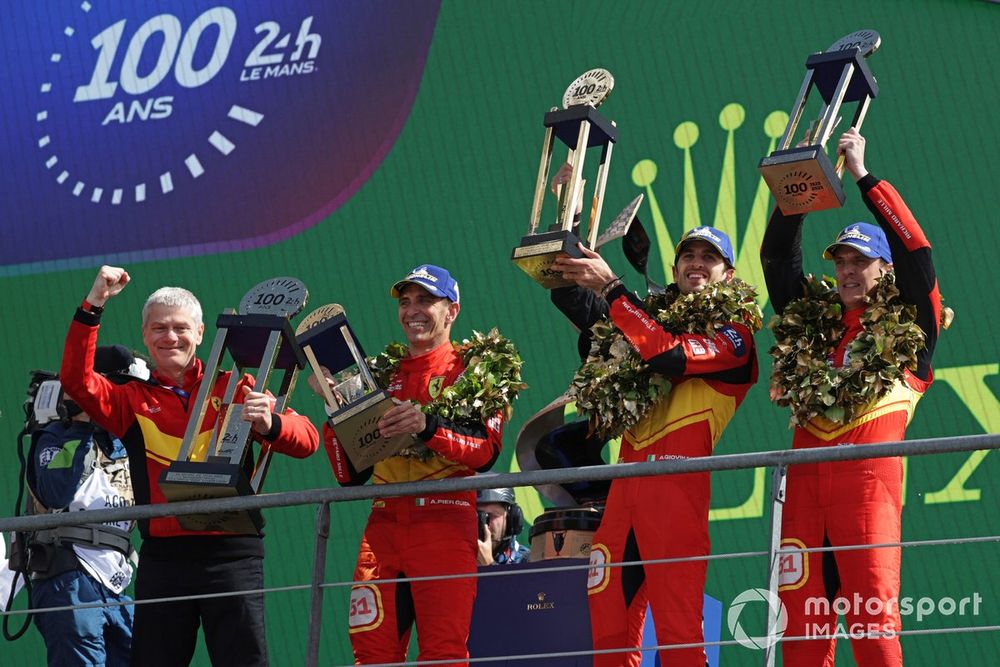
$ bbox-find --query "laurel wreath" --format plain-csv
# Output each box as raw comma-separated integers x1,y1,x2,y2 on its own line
768,272,926,427
368,328,526,460
570,279,763,439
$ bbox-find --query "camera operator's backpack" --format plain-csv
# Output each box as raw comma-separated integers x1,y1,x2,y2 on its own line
4,347,148,640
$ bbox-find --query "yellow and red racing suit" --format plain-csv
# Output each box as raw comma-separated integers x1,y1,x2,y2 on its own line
762,175,941,666
323,342,505,666
552,284,758,667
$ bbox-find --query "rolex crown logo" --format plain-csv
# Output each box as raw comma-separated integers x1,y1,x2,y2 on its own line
630,103,789,309
537,592,547,602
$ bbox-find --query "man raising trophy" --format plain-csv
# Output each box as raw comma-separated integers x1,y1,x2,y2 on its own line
762,129,944,665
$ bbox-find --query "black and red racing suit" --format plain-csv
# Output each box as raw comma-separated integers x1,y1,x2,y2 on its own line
761,174,941,666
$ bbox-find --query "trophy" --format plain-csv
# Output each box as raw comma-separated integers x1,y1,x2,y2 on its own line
514,392,607,561
159,277,308,534
512,68,620,288
295,305,415,471
759,30,881,214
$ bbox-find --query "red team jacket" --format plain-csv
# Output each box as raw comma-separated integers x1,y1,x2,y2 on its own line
61,309,318,557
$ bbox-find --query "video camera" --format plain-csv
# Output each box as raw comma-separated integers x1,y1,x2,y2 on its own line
23,370,75,433
22,346,151,435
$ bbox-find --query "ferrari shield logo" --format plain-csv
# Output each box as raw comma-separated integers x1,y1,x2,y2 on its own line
428,376,445,399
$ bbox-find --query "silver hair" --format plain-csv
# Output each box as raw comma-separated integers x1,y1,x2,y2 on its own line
141,287,203,327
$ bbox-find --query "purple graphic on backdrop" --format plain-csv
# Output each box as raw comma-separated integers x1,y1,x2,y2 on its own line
0,1,440,275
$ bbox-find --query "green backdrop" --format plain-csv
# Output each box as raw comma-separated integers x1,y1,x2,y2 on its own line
2,1,998,664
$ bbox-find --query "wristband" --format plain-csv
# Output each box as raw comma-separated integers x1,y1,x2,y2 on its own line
81,299,104,315
600,277,622,299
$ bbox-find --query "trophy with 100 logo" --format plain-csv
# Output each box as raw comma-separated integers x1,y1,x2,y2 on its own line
295,304,415,471
759,30,882,214
512,68,620,288
159,277,308,534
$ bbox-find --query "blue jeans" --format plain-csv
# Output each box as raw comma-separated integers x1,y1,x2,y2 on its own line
32,568,133,667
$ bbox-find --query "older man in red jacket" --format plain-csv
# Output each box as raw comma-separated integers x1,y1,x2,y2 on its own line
61,265,318,667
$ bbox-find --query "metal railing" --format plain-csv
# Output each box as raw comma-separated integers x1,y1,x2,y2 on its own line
2,432,998,666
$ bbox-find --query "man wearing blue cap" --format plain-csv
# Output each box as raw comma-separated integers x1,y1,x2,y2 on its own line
551,212,760,665
761,129,943,666
310,264,511,666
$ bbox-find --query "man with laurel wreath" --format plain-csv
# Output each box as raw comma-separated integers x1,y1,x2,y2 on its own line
761,129,943,666
308,264,523,666
551,203,761,666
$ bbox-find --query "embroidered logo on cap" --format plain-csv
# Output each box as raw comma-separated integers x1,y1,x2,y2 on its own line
838,225,871,243
407,266,438,283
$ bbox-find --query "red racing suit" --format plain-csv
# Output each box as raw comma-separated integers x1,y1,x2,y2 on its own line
323,342,505,666
552,284,758,667
761,175,941,666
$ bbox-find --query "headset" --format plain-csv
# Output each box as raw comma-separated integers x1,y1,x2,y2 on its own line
476,487,524,544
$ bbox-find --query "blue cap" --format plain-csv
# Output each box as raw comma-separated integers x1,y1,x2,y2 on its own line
674,226,736,267
822,223,893,263
390,264,460,303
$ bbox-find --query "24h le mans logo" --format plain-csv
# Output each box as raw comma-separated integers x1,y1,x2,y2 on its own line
1,1,440,274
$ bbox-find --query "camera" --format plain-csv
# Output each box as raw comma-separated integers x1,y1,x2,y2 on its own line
477,510,490,541
23,370,71,432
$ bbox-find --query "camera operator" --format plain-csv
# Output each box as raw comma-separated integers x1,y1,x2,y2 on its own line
25,345,147,666
476,488,530,565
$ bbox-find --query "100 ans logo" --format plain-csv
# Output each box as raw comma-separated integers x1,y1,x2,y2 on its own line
74,8,321,125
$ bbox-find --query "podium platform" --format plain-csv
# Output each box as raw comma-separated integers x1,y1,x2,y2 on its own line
469,558,721,666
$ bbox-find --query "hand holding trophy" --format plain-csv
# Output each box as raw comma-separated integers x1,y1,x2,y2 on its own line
512,69,620,288
296,304,416,471
759,30,882,214
159,277,309,533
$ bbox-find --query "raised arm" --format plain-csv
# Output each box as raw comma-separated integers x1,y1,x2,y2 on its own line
760,207,807,316
841,130,940,381
859,178,939,379
554,245,755,380
60,266,138,437
550,286,609,360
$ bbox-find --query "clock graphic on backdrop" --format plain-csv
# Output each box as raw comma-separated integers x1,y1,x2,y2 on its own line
2,1,441,274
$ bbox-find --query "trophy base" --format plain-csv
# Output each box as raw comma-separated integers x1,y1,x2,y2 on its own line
528,506,603,561
511,230,584,289
759,147,845,215
330,389,415,471
159,461,263,534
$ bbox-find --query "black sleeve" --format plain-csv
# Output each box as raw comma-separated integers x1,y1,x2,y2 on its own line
760,207,808,315
550,285,610,360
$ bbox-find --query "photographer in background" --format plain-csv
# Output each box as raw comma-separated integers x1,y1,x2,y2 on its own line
26,345,147,666
476,488,530,565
